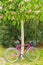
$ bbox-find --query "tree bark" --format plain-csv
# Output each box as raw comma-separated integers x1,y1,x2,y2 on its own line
21,20,24,55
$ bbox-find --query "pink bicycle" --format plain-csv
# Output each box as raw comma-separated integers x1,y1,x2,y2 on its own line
4,43,40,62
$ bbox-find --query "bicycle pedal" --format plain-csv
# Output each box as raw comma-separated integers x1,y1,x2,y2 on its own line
21,57,24,60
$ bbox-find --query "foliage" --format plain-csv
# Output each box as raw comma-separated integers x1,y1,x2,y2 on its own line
24,20,43,44
0,0,43,47
0,22,21,47
0,20,43,47
0,0,43,23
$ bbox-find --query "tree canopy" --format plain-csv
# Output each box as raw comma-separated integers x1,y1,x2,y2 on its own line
0,0,43,24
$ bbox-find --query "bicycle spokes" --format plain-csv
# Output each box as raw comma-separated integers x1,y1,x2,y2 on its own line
26,47,40,61
5,48,19,62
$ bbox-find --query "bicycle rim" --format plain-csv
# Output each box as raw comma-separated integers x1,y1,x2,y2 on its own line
26,47,40,61
4,48,19,62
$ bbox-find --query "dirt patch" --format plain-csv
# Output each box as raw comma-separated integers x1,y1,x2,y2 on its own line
37,44,43,50
0,57,6,65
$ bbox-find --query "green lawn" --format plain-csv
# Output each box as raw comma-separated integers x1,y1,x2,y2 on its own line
0,45,43,65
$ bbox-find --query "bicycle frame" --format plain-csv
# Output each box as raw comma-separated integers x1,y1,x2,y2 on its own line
16,43,31,53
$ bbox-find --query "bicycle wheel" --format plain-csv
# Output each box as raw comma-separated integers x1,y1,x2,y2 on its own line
4,48,19,62
26,47,40,61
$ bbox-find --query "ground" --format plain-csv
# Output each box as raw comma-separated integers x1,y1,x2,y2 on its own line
0,45,43,65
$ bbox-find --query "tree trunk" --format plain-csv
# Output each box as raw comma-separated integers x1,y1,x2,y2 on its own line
21,20,24,55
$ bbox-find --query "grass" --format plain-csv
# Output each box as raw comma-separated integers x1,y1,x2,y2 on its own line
0,45,43,65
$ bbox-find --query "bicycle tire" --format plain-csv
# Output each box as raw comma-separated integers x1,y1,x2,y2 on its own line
26,47,40,61
4,48,19,62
